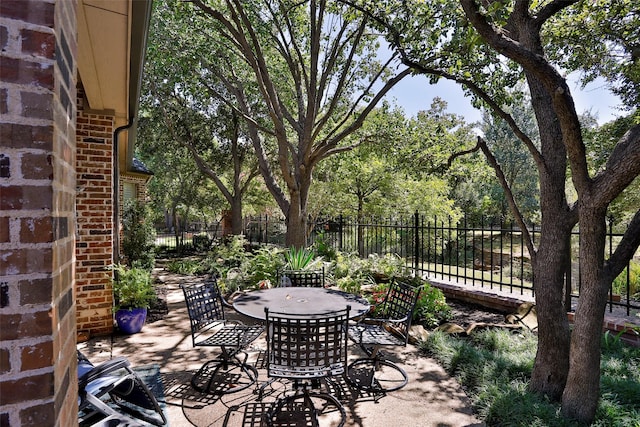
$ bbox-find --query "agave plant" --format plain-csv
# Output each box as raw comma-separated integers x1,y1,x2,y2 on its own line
284,246,316,270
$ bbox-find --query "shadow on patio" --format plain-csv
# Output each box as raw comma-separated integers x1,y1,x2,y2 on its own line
78,273,484,427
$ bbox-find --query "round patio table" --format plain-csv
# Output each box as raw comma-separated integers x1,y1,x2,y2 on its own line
232,287,370,320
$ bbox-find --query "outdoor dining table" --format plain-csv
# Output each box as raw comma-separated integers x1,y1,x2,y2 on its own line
232,286,370,320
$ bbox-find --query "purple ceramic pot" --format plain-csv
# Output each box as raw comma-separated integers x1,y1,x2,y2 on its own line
115,307,148,334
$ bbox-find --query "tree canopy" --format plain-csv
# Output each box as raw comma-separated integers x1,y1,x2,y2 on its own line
346,0,640,423
180,0,412,246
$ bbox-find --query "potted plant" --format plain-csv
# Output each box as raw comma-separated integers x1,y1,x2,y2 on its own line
110,264,156,334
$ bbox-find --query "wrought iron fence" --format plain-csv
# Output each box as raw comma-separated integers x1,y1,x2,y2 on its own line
318,214,639,317
155,222,223,253
155,213,639,316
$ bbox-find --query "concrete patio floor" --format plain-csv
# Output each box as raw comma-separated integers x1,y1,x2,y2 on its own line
78,274,485,427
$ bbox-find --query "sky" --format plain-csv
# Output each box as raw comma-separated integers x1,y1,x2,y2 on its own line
386,73,624,126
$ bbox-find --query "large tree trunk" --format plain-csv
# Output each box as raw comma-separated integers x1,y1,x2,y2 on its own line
561,210,609,422
525,73,573,400
230,196,244,235
529,223,572,399
286,190,307,247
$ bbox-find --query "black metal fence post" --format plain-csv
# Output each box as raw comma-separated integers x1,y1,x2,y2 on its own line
338,214,343,251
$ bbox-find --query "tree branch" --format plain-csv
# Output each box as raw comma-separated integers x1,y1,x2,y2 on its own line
477,136,536,260
592,124,640,208
605,209,640,282
459,0,591,193
533,0,580,27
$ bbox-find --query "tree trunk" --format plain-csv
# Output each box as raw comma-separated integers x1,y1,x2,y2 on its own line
230,195,243,235
529,225,572,399
561,208,609,423
525,72,574,400
286,190,307,248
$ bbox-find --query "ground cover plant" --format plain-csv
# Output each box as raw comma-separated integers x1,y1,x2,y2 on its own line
162,236,453,327
420,329,640,426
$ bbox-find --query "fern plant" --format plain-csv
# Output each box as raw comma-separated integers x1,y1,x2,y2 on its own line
109,264,156,310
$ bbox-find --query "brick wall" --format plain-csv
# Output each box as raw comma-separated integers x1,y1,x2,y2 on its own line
0,1,78,426
75,86,115,336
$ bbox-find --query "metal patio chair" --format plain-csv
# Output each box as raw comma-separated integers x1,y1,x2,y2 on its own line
262,306,350,427
77,350,167,426
347,280,421,393
278,268,325,288
181,279,264,394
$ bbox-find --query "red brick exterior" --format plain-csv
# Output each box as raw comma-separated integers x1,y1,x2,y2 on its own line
75,87,115,336
0,1,79,426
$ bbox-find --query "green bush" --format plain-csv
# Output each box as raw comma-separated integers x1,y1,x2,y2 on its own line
336,274,374,295
363,278,451,328
121,200,156,270
192,234,212,252
242,246,286,286
284,246,316,270
166,258,201,275
312,232,337,260
199,235,249,278
415,283,453,328
366,253,408,281
197,238,290,291
110,264,156,310
612,260,640,298
333,251,369,280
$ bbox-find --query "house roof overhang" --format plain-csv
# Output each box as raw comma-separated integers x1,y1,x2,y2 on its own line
77,0,152,174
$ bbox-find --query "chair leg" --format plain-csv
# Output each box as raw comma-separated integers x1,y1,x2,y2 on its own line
347,357,408,393
265,388,346,427
191,351,259,395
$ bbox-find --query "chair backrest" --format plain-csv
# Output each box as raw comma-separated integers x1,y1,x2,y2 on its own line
265,306,350,380
278,268,325,287
181,279,226,345
380,281,421,345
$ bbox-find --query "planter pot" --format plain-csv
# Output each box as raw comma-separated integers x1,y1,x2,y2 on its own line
115,307,148,334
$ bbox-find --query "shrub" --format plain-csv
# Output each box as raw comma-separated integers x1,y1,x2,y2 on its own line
192,234,212,252
364,277,451,327
284,246,316,270
336,274,374,295
333,251,368,280
199,235,249,278
415,283,453,328
121,199,156,270
366,253,408,282
367,282,391,317
110,264,156,310
312,232,337,260
612,260,640,299
392,276,452,327
166,258,201,275
243,246,286,285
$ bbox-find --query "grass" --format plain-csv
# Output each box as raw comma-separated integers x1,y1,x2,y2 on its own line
420,329,640,427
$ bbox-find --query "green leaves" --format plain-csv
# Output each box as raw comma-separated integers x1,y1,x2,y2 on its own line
284,246,317,270
110,264,156,310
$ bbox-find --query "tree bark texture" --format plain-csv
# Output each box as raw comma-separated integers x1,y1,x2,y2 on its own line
286,189,308,248
561,208,609,422
460,1,640,423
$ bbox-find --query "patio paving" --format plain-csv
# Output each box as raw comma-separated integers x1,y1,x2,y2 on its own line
78,274,485,427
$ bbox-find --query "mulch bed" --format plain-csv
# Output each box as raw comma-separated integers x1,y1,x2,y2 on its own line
147,282,169,323
446,299,508,329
